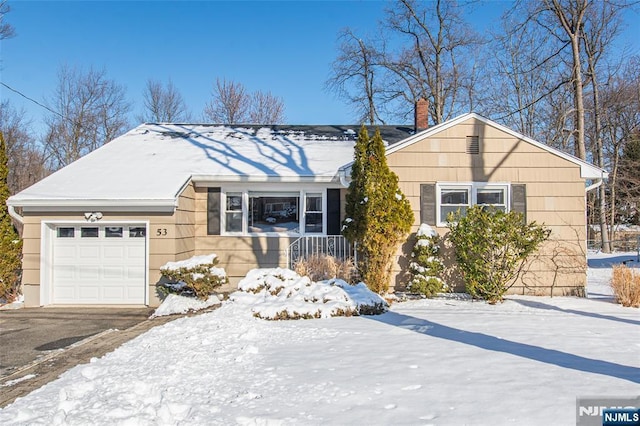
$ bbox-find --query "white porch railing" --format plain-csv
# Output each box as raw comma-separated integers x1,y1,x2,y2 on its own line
286,235,356,269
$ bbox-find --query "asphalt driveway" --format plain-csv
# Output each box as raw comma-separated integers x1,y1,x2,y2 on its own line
0,307,154,378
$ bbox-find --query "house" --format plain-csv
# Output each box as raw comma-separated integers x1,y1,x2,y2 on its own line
7,111,607,307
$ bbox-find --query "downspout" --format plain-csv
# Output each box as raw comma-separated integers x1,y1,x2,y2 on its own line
585,178,603,194
338,168,351,188
7,204,23,226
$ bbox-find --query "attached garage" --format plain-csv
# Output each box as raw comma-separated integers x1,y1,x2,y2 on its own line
44,223,148,305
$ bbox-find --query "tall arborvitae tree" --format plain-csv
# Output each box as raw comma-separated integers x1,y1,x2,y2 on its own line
343,126,414,294
0,131,22,303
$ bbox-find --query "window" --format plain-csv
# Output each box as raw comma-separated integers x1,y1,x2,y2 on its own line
225,193,243,233
249,192,299,233
57,227,75,238
305,193,323,233
214,189,335,235
477,188,507,212
105,227,123,238
437,183,510,225
440,187,470,221
129,227,146,237
81,227,99,238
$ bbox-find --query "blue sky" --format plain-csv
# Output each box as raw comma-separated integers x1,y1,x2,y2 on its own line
1,0,638,138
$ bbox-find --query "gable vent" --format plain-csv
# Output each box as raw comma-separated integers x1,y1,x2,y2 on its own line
466,136,480,154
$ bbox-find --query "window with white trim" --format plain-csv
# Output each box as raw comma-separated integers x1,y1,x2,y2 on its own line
440,186,471,221
218,189,328,235
437,183,510,225
304,193,323,233
225,192,243,233
476,188,507,212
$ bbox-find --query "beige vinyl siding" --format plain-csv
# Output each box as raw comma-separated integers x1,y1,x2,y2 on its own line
196,236,293,288
193,186,295,289
145,183,196,305
387,116,587,296
20,220,41,305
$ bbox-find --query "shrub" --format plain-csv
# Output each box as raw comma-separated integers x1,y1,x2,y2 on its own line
159,254,228,300
234,269,388,320
611,265,640,308
407,224,447,297
447,206,550,304
293,254,355,282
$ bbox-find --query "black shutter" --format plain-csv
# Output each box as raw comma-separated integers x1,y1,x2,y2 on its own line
420,184,437,225
207,187,221,235
327,189,341,235
511,184,527,220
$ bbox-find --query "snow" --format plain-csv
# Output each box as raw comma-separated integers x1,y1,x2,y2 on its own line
159,254,227,282
160,254,218,271
1,253,639,425
0,375,36,388
234,268,387,319
417,223,437,238
7,124,358,208
150,294,222,318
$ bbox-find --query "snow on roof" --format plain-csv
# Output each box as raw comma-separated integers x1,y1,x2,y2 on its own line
8,124,364,210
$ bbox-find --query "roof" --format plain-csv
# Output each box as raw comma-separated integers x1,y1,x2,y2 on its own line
9,114,607,212
339,113,609,180
8,123,414,211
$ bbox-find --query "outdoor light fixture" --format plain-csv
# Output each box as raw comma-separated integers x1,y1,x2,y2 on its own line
84,212,103,222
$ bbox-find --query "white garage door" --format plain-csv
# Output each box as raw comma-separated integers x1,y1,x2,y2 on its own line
52,224,147,304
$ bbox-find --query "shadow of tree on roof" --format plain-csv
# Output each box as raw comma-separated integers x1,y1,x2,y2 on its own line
152,124,328,178
366,311,640,384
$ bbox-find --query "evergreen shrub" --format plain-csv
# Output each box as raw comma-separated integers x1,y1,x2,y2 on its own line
408,224,447,297
159,254,228,300
0,132,22,304
342,126,414,294
447,206,549,303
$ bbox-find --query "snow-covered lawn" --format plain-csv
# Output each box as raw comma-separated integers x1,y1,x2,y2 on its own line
1,253,638,425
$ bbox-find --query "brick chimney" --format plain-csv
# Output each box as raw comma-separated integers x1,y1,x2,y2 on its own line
414,98,429,131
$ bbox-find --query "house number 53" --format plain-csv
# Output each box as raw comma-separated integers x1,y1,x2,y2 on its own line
156,228,168,236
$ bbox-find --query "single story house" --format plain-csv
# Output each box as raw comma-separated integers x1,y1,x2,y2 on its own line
7,109,607,307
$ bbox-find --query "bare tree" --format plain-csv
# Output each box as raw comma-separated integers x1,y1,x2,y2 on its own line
380,0,483,124
601,58,640,232
326,29,384,125
0,100,48,194
203,78,286,125
137,79,191,123
581,1,626,252
483,13,564,140
327,0,482,125
248,91,285,124
203,78,250,124
617,135,640,226
505,0,591,159
44,65,131,170
546,0,590,160
0,0,15,40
